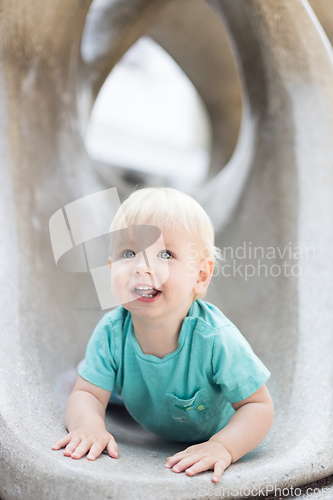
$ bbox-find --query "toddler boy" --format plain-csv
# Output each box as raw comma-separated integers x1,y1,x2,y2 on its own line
52,187,273,483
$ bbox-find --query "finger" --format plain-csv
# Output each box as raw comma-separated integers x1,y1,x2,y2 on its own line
165,452,188,468
171,455,202,473
86,441,107,460
52,434,71,450
185,457,213,476
63,438,81,457
70,440,92,459
212,461,228,483
107,438,119,459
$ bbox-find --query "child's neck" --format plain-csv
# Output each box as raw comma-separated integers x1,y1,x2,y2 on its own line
131,305,191,359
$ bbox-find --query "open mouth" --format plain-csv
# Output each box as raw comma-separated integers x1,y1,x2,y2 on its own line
132,286,160,298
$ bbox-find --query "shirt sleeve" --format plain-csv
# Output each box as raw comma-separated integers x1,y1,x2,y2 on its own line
78,314,117,392
212,325,270,403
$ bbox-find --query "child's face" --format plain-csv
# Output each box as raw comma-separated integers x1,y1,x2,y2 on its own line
109,224,212,321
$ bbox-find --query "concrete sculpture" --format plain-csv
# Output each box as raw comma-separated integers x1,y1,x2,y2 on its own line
1,0,333,498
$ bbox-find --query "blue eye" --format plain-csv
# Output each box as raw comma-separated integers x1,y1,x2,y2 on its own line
121,249,136,259
158,250,173,259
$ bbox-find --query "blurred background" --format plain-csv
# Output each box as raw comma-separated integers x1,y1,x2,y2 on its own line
84,36,211,190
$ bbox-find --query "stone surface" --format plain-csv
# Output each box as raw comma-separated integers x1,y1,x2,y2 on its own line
1,0,333,499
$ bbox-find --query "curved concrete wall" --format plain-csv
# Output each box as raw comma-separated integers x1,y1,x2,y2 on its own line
1,0,333,499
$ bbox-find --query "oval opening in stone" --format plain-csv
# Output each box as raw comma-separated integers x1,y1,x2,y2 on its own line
84,37,212,191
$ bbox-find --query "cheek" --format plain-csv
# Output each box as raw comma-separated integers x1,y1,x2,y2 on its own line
166,265,194,287
110,262,129,286
110,266,133,304
151,259,169,288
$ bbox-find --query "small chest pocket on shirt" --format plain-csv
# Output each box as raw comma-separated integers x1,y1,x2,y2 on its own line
165,387,217,425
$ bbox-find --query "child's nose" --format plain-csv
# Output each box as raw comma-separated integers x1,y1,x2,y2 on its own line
132,252,154,275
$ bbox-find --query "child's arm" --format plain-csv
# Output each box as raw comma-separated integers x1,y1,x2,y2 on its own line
52,375,118,460
165,384,274,483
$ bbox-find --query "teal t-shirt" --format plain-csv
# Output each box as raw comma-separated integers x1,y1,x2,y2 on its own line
78,300,270,443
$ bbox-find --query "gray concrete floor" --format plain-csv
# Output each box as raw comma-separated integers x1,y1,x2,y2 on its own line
1,475,332,499
253,476,333,500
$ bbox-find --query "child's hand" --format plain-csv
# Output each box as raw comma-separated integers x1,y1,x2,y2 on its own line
165,440,232,483
52,424,119,461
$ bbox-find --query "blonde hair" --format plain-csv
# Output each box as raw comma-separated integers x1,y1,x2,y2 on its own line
110,187,222,299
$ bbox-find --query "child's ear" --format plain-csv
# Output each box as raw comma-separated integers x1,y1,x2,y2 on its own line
194,259,214,295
